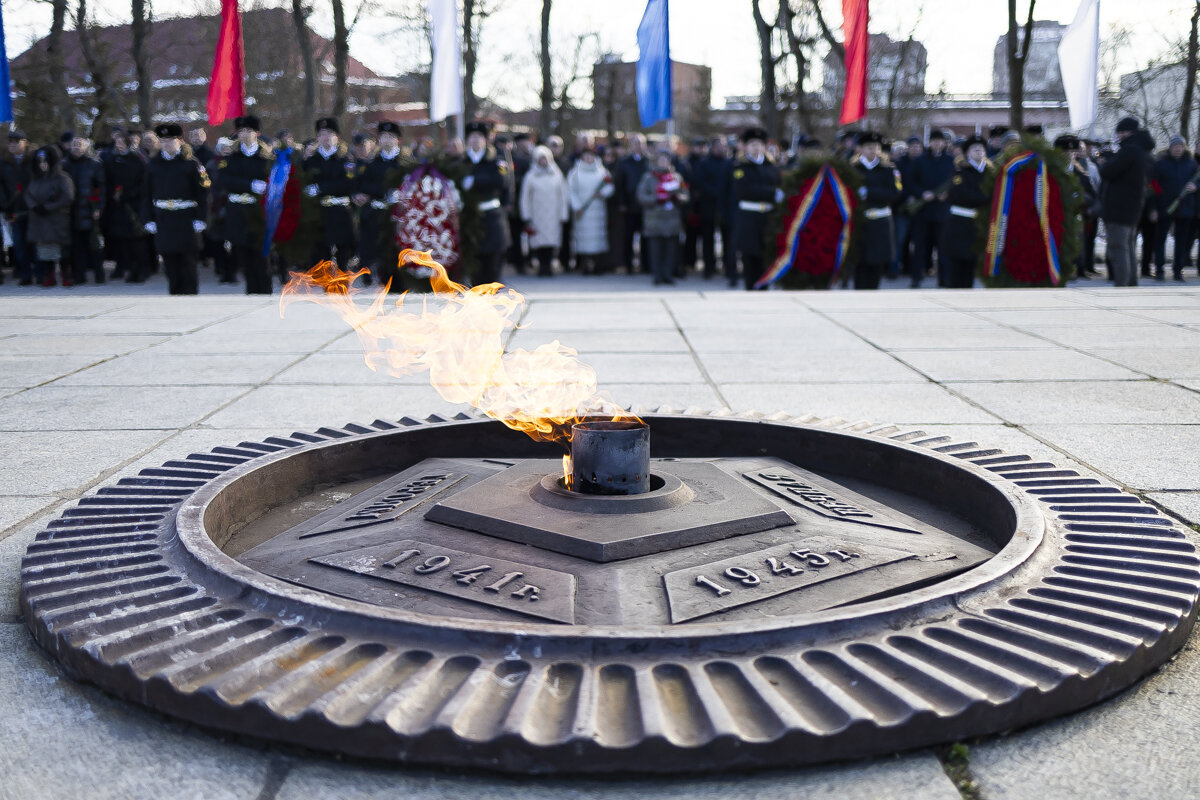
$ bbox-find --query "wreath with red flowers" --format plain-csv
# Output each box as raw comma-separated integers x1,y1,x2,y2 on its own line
764,155,864,289
975,136,1081,288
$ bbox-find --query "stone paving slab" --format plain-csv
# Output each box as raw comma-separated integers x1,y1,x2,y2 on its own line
274,751,961,800
719,382,1002,424
893,348,1144,381
968,640,1200,799
1013,323,1200,349
2,285,1200,798
1147,492,1200,526
0,429,173,495
945,380,1200,424
0,354,109,388
0,384,254,431
53,351,306,386
1022,424,1200,491
0,624,275,800
1085,347,1200,379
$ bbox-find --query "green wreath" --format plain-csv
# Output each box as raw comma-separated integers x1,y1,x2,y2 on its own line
974,135,1082,287
764,154,864,289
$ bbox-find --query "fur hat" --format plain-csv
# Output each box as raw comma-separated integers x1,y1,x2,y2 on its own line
315,117,340,134
234,115,261,132
154,123,183,139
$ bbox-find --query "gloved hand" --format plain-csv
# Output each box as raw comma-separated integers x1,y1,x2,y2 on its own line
462,175,475,191
250,180,267,195
304,184,319,198
387,189,402,204
144,221,157,234
774,188,785,204
192,220,207,233
858,187,868,200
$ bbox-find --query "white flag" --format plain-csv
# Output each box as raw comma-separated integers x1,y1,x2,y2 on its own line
1058,0,1100,130
428,0,463,123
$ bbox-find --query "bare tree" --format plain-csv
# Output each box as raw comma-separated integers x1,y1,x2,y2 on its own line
1006,0,1037,130
75,0,128,137
130,0,153,125
330,0,350,118
291,0,317,124
809,0,844,64
462,0,504,123
45,0,72,130
538,0,553,138
778,2,816,134
751,0,781,138
550,31,601,137
1183,0,1200,140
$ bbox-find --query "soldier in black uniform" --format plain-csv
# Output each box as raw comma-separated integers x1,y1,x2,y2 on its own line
730,126,781,290
141,123,210,294
941,134,993,289
354,121,407,285
852,131,902,290
217,115,274,294
459,120,512,285
303,117,358,270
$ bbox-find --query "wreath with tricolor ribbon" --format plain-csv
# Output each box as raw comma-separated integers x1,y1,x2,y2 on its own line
976,136,1081,287
762,156,863,289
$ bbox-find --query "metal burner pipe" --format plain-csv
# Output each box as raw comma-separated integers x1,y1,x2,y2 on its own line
570,421,650,495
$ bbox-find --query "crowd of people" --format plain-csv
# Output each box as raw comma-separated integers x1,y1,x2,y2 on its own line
0,112,1194,293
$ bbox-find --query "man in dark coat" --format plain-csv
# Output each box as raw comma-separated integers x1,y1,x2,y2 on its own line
1098,117,1150,286
910,129,954,287
694,137,731,280
613,133,650,273
101,129,148,282
506,132,532,273
1151,135,1198,281
680,137,708,275
354,121,408,286
941,134,993,289
142,123,210,295
2,130,35,284
852,131,902,290
730,126,782,290
894,136,923,279
458,120,512,285
63,134,106,284
217,115,274,293
303,117,358,270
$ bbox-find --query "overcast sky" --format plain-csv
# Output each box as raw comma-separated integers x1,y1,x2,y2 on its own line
3,0,1195,106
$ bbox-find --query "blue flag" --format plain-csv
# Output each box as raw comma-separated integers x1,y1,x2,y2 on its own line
636,0,671,128
263,147,293,257
0,2,13,124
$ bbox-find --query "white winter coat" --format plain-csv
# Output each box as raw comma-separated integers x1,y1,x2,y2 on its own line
519,148,568,249
567,159,614,255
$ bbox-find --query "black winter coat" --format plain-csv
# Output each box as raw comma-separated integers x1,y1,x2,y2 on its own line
63,154,105,231
1152,153,1199,218
459,149,512,255
854,158,902,265
1,153,34,218
217,145,273,247
942,159,993,261
304,146,358,247
1099,130,1150,225
102,149,146,239
694,154,731,221
613,153,650,210
731,156,781,257
142,151,209,254
912,151,955,220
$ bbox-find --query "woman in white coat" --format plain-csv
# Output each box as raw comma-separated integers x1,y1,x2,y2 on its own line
519,145,568,276
566,149,614,275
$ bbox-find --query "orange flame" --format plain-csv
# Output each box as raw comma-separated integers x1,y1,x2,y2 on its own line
280,250,639,449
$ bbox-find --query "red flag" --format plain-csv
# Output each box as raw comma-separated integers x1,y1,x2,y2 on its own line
839,0,869,125
206,0,244,126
